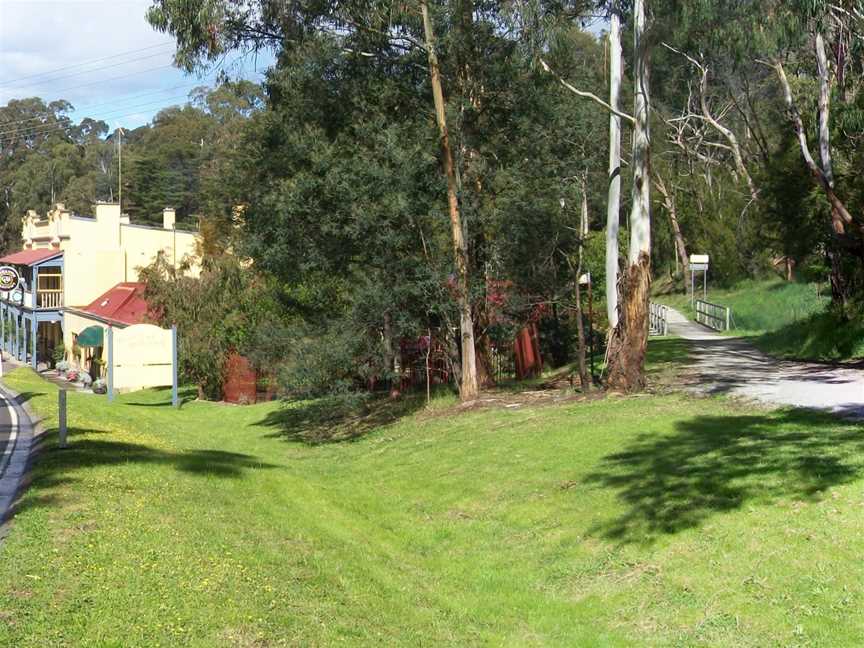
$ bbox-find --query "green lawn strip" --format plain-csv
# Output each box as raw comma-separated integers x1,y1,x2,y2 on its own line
0,367,862,645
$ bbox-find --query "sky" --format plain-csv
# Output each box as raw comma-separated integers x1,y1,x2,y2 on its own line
0,0,272,131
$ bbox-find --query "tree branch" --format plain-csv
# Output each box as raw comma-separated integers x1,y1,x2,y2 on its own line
539,58,636,125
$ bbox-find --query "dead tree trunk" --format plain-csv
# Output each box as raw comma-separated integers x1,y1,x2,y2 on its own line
606,0,651,393
421,0,479,401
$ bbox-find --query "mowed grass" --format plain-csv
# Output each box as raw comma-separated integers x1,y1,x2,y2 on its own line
0,354,864,646
658,278,864,361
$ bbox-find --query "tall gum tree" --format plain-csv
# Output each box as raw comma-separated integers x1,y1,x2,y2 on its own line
606,7,623,329
420,0,479,400
605,0,651,392
539,0,653,391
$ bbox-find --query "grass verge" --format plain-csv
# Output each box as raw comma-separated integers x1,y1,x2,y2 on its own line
0,358,862,646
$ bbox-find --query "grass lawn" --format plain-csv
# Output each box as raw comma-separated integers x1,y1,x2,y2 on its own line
657,278,864,361
1,349,864,646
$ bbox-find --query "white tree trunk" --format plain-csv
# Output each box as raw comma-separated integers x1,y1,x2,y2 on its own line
605,10,622,328
628,0,651,264
606,0,651,393
771,58,853,233
815,32,834,186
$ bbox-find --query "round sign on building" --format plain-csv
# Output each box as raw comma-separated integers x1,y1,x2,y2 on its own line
0,266,21,292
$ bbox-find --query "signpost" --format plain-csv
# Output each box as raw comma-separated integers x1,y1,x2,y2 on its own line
58,390,68,448
0,265,21,292
689,254,710,305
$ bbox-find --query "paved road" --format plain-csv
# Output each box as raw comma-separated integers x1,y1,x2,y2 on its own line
0,389,17,479
666,308,864,418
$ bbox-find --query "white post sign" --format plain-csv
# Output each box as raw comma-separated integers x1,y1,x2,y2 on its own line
689,254,710,303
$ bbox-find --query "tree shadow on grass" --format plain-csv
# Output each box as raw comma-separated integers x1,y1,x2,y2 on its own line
122,386,198,407
582,408,864,544
11,391,46,406
256,392,431,445
9,428,277,518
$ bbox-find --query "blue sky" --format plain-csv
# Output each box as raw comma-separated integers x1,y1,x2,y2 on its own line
0,0,273,130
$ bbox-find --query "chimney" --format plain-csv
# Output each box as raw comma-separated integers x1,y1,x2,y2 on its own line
163,207,176,230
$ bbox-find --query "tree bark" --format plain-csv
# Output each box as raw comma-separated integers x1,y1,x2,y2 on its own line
421,0,479,401
605,9,623,329
815,32,834,188
606,0,651,393
654,174,689,292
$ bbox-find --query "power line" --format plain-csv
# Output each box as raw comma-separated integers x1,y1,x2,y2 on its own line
0,43,174,86
0,50,175,92
0,80,214,128
0,92,205,140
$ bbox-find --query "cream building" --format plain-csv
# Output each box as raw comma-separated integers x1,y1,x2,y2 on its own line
0,202,199,375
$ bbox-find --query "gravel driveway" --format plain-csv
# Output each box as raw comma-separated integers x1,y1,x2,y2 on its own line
666,308,864,418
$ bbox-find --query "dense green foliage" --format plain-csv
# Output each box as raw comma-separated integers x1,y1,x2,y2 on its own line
0,82,263,239
141,254,286,399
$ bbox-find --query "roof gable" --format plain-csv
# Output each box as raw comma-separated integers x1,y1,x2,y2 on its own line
81,282,150,326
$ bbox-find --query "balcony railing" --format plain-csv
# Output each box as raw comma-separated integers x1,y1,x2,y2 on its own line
38,289,63,309
0,288,63,310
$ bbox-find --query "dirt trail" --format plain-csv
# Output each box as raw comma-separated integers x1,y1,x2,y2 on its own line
666,308,864,418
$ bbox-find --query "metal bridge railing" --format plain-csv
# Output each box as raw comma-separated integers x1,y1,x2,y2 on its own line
695,299,732,331
649,302,668,336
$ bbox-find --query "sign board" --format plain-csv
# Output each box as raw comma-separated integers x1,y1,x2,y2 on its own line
578,272,591,285
0,266,21,292
690,263,709,271
108,323,173,395
689,254,709,265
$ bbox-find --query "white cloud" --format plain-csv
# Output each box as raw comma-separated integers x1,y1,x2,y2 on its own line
0,0,268,129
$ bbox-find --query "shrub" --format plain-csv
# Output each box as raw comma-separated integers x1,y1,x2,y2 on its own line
52,343,66,365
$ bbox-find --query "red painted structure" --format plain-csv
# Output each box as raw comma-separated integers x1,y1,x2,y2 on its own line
223,352,258,404
513,323,543,379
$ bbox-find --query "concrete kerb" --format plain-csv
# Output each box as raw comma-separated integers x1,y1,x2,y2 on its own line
0,379,45,543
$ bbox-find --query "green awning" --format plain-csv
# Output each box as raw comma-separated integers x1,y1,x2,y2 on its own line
77,325,104,347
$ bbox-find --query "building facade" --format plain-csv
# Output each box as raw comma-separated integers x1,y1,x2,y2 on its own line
0,202,199,372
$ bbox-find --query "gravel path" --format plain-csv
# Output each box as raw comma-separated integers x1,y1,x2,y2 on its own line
666,308,864,418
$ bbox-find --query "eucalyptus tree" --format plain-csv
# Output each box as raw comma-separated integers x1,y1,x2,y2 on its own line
147,0,490,399
664,0,864,307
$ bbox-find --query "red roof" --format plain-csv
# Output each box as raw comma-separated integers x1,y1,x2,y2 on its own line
0,248,63,266
80,282,150,326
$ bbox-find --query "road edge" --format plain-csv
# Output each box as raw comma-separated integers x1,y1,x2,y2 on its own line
0,380,44,542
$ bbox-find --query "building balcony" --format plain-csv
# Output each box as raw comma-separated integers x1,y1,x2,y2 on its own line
0,287,63,310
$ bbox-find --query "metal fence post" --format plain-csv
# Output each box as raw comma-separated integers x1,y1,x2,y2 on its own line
107,326,114,402
58,389,67,448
